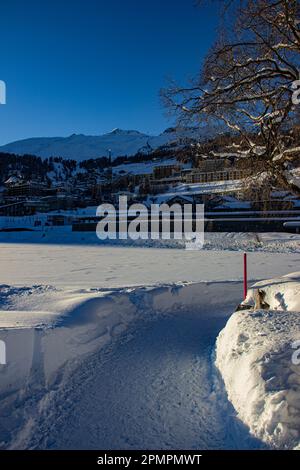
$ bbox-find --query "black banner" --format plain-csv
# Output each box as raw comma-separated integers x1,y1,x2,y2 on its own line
0,450,298,466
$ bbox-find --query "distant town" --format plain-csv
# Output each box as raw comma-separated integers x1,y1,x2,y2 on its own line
0,133,299,234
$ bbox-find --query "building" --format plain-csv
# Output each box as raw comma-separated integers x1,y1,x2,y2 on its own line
0,201,31,216
197,158,226,172
153,164,182,180
149,175,182,193
182,168,246,184
5,181,48,198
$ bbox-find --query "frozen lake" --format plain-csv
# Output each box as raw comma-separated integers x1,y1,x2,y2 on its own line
0,243,299,288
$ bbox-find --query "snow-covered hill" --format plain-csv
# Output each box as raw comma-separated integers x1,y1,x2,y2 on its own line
0,127,204,161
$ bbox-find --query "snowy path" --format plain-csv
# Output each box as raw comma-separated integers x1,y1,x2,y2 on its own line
26,300,262,450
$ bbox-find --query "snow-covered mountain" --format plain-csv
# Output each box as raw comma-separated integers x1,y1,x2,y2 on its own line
0,127,205,161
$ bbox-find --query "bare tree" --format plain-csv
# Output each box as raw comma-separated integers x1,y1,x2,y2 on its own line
163,0,300,195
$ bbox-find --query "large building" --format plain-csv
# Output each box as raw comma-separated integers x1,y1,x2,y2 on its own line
182,168,247,184
4,180,48,198
153,164,182,180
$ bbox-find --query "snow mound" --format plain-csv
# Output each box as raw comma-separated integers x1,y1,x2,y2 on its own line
244,272,300,311
216,273,300,449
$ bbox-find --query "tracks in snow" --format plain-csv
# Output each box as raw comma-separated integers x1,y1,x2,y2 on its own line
24,285,263,450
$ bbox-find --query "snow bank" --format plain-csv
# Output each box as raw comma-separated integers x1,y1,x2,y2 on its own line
0,281,233,387
216,273,300,449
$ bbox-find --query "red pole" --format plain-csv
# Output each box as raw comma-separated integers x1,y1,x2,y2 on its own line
243,252,248,300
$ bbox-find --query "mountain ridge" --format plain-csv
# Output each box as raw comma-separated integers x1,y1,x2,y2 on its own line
0,127,206,161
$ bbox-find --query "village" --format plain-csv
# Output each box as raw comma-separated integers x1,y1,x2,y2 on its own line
0,149,299,235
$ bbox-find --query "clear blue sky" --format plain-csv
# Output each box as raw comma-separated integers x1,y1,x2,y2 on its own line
0,0,218,145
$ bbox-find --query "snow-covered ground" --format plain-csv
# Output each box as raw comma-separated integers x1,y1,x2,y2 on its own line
0,227,300,253
112,157,191,176
216,272,300,449
0,242,299,450
150,180,245,202
0,280,262,450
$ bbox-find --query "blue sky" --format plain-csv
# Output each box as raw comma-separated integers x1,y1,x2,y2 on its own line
0,0,218,145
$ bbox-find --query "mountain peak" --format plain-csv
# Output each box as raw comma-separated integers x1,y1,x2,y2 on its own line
108,128,145,136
